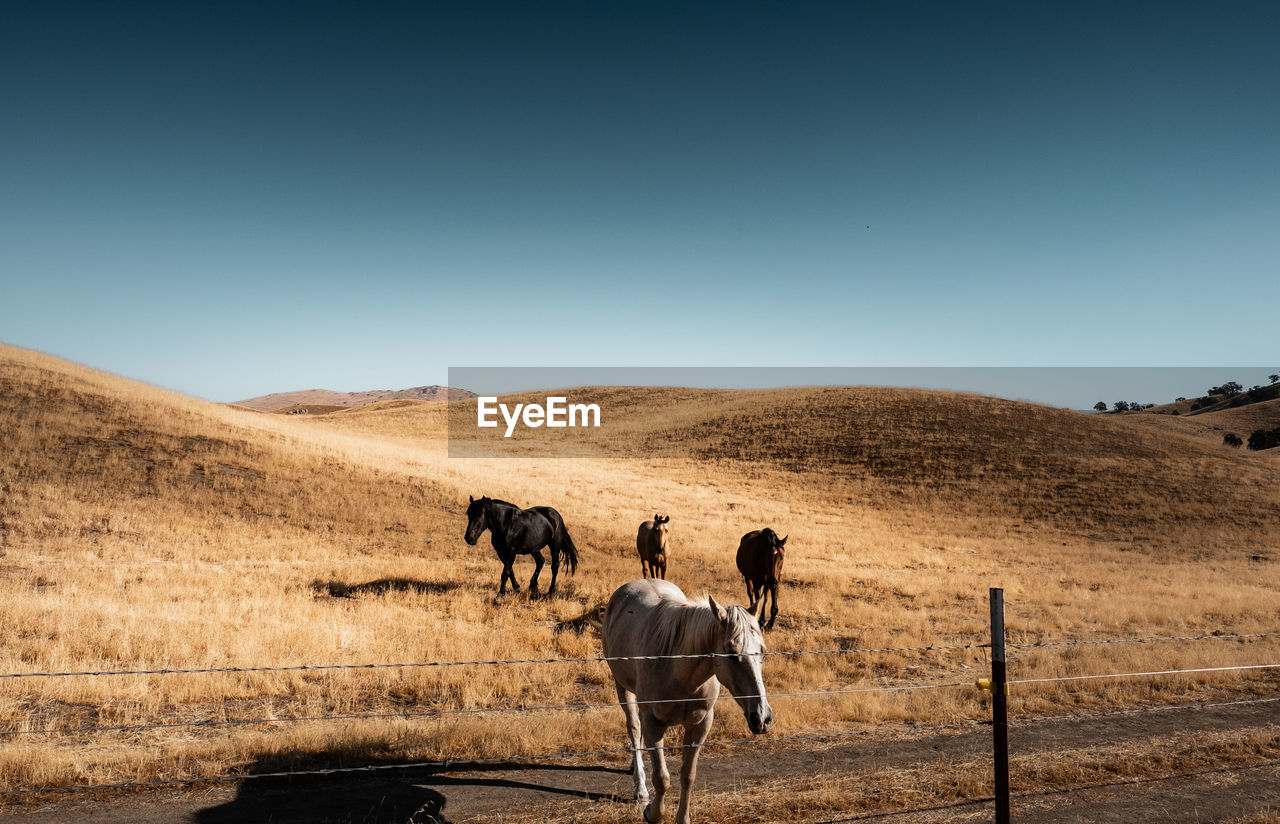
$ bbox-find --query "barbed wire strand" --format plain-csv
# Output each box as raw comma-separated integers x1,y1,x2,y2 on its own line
12,685,1273,741
1012,694,1280,725
1007,631,1280,650
809,796,994,823
0,719,986,797
1012,755,1280,802
0,643,988,680
7,631,1276,682
1010,662,1280,686
2,681,976,738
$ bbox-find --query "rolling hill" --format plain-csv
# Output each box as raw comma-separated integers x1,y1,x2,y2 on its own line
3,341,1280,803
233,384,476,411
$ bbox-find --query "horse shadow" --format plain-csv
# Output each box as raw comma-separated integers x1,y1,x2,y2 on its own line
312,578,462,599
553,603,605,635
190,754,630,823
192,761,450,823
422,760,631,805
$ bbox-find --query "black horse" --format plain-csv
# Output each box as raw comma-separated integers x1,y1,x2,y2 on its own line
464,496,580,597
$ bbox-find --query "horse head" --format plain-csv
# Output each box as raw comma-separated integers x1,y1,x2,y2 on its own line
760,528,786,549
464,496,490,545
707,594,773,735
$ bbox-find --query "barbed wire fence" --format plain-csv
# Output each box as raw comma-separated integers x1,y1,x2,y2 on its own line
1,595,1278,821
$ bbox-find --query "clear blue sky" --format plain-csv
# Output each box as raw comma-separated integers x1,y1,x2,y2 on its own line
2,1,1276,405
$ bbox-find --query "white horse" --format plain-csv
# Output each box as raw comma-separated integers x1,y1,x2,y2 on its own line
603,578,773,824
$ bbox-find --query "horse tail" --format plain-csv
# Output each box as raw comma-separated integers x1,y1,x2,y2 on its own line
553,518,579,575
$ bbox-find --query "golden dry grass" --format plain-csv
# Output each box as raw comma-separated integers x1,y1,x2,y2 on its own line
2,342,1280,817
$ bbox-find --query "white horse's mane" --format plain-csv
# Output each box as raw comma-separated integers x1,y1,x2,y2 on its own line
647,593,763,656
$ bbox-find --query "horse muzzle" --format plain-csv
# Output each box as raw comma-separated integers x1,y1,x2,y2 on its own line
747,707,773,735
464,533,478,546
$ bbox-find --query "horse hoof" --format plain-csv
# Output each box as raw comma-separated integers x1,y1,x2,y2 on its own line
643,802,663,823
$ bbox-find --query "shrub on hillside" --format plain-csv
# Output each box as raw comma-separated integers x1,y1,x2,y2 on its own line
1247,428,1280,451
1224,433,1243,448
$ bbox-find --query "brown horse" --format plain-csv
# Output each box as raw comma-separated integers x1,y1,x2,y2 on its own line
735,528,786,630
636,514,670,579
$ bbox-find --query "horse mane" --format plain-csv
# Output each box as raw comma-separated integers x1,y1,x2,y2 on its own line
470,497,516,516
648,593,762,656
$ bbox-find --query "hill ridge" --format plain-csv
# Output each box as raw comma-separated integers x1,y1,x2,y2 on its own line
233,384,476,411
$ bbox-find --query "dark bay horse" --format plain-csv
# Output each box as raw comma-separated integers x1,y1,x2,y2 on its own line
604,578,772,824
464,496,579,597
735,528,787,630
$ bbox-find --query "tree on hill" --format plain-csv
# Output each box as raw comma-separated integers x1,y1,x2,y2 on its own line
1209,381,1243,397
1093,401,1107,412
1270,374,1279,385
1113,401,1130,411
1224,433,1243,448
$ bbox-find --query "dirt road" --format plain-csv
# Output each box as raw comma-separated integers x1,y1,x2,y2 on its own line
4,702,1279,823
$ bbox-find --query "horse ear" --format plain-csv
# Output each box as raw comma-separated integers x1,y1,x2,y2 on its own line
779,535,788,546
747,597,763,620
707,594,728,623
469,495,475,504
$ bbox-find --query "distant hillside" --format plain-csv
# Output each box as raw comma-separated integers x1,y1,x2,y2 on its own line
1143,377,1279,417
441,384,1280,544
1131,378,1280,449
233,384,476,411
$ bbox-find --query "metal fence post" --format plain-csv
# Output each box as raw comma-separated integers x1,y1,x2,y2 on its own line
990,587,1011,823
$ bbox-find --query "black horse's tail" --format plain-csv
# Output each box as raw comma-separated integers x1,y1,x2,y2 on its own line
555,524,579,575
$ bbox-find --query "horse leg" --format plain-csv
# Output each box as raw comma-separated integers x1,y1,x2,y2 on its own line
547,547,560,596
743,577,756,608
496,559,511,597
767,581,779,630
658,556,666,580
641,556,650,578
641,714,670,824
528,550,544,596
617,686,649,802
502,555,519,595
675,710,714,824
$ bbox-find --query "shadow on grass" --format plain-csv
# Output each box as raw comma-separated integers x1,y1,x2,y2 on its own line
193,769,450,824
191,753,630,824
311,578,462,598
553,603,605,635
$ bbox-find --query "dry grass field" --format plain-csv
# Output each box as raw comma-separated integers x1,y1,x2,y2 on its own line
2,342,1280,821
